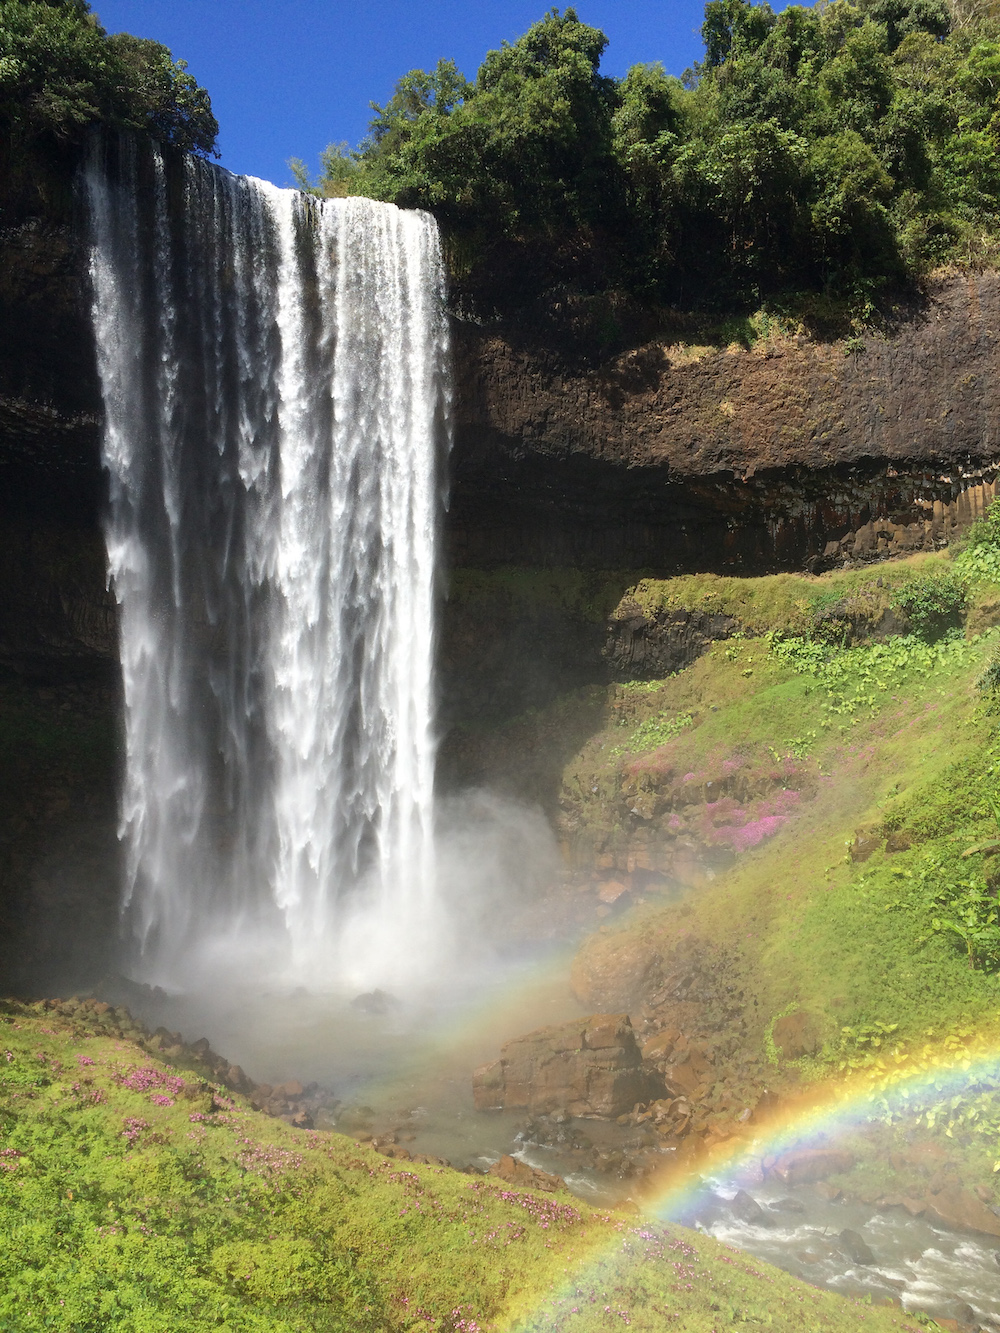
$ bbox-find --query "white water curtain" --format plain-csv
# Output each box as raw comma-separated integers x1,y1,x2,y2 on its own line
87,143,449,990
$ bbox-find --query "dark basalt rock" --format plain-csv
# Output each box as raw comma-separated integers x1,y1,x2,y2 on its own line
730,1189,770,1226
604,606,739,680
838,1228,876,1266
449,273,1000,571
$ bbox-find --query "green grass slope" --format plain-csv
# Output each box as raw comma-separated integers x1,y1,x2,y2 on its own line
0,1002,917,1333
564,548,1000,1070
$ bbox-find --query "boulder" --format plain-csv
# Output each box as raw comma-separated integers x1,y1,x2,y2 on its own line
640,1033,714,1100
472,1014,661,1118
769,1148,855,1185
922,1183,1000,1238
640,1030,679,1063
659,1046,714,1099
838,1228,875,1265
487,1154,564,1193
730,1189,769,1226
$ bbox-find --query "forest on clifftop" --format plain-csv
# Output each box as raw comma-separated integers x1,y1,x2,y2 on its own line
298,0,1000,328
7,0,1000,329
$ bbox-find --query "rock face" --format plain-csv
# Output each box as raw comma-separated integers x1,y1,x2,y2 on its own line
603,606,739,679
450,272,1000,569
922,1182,1000,1239
472,1013,659,1117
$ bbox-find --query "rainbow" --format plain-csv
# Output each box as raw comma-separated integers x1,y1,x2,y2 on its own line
646,1039,1000,1224
504,1039,1000,1330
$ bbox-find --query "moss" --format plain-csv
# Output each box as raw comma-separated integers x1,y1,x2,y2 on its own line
622,551,958,638
561,616,1000,1048
447,568,644,625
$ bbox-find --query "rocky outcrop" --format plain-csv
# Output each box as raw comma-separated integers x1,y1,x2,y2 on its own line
7,216,1000,583
487,1154,565,1193
603,605,739,679
473,1013,660,1117
767,1148,857,1185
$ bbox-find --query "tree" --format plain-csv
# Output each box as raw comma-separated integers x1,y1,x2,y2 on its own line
108,33,217,156
701,0,776,68
0,0,217,154
861,0,951,49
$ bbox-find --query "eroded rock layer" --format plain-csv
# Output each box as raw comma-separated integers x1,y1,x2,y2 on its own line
450,271,1000,569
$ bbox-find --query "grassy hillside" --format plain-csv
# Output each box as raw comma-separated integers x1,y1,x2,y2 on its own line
0,1000,920,1333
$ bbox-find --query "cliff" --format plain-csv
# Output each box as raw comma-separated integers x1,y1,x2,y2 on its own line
4,204,1000,604
2,190,1000,990
449,271,1000,569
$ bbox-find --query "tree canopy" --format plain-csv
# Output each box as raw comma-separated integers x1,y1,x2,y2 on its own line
297,1,1000,323
0,0,217,156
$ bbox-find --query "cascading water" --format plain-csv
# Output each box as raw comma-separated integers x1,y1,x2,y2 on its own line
86,141,449,991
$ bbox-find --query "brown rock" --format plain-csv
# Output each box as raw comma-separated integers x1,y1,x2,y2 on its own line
584,1014,632,1050
488,1154,563,1193
380,1144,411,1160
922,1183,1000,1238
770,1148,855,1184
641,1029,680,1062
660,1047,713,1099
472,1060,506,1111
451,273,1000,574
473,1014,661,1119
597,880,629,904
224,1064,251,1093
276,1080,304,1098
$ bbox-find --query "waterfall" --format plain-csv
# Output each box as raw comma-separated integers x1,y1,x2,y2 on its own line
86,142,449,990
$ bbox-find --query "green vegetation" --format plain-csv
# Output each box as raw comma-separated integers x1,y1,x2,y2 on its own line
0,1002,909,1332
0,0,217,157
526,544,1000,1064
956,497,1000,584
609,710,693,757
623,553,964,636
296,0,1000,324
447,567,638,626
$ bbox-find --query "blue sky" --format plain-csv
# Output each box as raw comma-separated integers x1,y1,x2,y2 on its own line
91,1,736,187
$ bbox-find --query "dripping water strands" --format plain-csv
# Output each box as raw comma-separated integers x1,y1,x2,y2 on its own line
86,139,450,993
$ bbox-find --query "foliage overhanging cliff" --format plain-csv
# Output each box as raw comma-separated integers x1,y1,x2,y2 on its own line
295,0,1000,328
0,0,217,220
